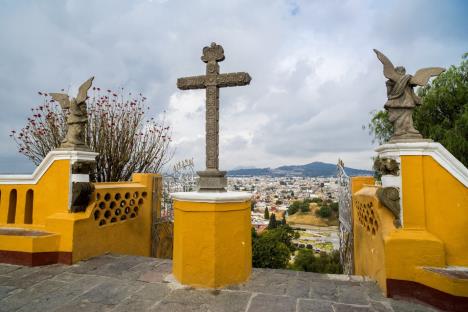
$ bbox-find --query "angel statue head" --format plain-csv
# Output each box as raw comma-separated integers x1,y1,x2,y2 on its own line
373,49,444,143
50,77,94,150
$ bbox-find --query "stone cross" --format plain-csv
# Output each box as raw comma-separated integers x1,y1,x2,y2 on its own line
177,42,251,191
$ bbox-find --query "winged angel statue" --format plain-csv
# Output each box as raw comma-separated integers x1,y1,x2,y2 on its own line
50,77,94,149
374,50,444,142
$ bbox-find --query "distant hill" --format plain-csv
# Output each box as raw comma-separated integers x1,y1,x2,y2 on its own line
227,161,372,177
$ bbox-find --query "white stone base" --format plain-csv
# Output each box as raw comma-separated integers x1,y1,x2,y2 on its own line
0,150,98,185
171,191,252,203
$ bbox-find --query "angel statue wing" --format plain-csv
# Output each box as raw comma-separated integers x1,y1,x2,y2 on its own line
373,49,402,82
76,76,94,103
50,93,70,110
410,67,445,86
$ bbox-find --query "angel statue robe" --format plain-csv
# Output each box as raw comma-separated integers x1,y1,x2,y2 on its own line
385,75,421,109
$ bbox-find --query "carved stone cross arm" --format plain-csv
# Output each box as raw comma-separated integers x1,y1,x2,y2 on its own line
177,72,251,90
177,76,206,90
216,72,251,87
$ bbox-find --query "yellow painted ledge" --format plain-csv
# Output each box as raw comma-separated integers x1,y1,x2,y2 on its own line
414,267,468,297
0,234,60,253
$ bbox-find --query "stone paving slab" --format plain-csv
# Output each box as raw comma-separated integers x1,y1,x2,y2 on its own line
0,254,438,311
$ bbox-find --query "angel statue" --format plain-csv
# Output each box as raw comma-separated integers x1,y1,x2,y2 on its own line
373,49,444,142
50,77,94,150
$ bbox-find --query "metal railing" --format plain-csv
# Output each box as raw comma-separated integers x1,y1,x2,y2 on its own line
337,159,353,274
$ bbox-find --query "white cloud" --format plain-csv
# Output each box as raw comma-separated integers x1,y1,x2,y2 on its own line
0,0,466,173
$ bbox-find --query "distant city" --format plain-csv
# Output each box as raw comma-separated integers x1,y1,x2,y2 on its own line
164,161,373,254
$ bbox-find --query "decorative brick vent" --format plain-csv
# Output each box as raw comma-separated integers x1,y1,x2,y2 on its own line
93,190,148,226
355,200,379,235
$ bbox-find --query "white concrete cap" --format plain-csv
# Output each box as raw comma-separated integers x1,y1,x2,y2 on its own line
171,191,252,203
376,142,468,187
0,150,98,185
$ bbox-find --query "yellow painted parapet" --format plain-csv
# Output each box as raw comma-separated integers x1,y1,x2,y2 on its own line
172,192,252,288
0,150,161,266
354,142,468,304
353,183,394,293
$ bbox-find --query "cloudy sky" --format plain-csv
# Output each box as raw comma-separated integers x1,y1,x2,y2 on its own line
0,0,466,173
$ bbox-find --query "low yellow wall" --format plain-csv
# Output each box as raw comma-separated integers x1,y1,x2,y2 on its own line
0,159,70,228
173,199,252,288
353,153,468,298
0,152,162,264
353,179,395,293
72,173,160,262
401,155,468,266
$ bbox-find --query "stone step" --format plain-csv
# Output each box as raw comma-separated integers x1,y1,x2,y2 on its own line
0,227,64,266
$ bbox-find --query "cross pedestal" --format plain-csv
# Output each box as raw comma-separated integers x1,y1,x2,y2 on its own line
177,42,251,192
171,191,252,288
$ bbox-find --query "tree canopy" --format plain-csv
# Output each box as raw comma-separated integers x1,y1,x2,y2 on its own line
290,249,342,274
252,225,299,269
287,199,312,215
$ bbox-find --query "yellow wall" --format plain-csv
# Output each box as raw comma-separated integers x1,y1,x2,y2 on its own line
354,154,468,297
173,199,252,288
401,156,468,266
0,160,70,228
353,180,395,293
0,153,162,264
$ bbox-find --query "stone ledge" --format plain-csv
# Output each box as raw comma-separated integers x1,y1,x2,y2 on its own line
171,191,251,203
0,150,98,185
376,141,468,187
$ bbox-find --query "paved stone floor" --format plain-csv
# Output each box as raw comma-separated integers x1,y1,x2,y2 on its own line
0,254,438,311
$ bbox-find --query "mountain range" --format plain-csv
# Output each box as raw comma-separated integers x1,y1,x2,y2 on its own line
227,161,372,177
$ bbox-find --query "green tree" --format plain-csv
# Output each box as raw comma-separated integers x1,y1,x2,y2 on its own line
310,198,323,204
414,53,468,166
316,205,332,218
264,207,270,220
299,201,310,213
291,249,342,274
268,214,277,229
281,212,287,226
288,199,311,215
287,201,301,215
365,110,393,145
366,53,468,166
252,234,290,269
252,225,299,269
